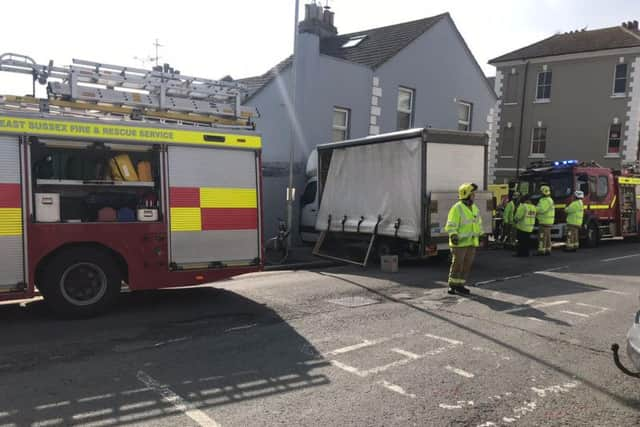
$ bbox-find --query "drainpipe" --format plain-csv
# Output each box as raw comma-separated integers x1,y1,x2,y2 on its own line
515,61,530,179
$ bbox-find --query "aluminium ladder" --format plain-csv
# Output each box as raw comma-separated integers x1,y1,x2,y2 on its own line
0,52,256,127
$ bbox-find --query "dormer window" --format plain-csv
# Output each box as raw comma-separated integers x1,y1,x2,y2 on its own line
341,35,366,48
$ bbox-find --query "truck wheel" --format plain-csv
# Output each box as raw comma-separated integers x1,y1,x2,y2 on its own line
583,221,599,248
40,248,122,317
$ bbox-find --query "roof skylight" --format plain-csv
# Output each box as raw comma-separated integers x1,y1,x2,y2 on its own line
341,35,367,48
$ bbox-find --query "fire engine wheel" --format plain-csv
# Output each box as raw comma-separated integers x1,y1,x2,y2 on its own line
40,248,122,317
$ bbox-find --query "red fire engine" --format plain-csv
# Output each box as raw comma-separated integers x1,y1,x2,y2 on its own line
513,160,640,247
0,53,263,316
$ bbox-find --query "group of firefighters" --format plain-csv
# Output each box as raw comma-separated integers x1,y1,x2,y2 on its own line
444,182,585,295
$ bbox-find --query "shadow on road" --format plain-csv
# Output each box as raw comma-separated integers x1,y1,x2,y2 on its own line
0,287,330,426
317,270,640,411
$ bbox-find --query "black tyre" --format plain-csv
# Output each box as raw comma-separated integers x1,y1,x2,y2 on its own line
39,247,122,317
264,237,288,265
582,221,599,248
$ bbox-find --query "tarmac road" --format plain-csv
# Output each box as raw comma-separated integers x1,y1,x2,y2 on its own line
1,240,639,426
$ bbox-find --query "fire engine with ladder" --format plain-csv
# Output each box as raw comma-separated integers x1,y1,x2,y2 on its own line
514,159,640,247
0,53,263,316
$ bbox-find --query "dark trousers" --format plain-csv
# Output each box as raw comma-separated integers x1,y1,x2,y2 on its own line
516,229,532,256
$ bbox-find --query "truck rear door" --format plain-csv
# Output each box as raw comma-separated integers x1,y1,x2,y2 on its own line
0,136,25,293
167,146,260,269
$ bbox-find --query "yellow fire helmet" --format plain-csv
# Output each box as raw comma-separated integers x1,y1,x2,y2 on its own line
458,183,478,200
540,185,551,196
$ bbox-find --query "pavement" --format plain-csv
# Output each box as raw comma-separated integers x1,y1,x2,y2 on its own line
263,244,338,271
1,240,640,426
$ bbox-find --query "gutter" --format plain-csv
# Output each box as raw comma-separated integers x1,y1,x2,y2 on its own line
515,61,530,179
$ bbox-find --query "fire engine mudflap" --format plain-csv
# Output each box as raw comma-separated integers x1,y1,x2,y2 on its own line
312,128,493,265
0,53,263,317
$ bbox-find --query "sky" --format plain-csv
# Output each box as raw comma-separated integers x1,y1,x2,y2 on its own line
0,0,639,96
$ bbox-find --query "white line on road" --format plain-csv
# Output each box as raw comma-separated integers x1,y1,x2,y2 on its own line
136,370,221,427
378,380,416,398
445,365,475,378
576,302,609,311
425,333,463,346
324,331,418,357
527,317,545,323
503,300,569,314
560,310,590,318
600,289,630,296
329,360,366,377
391,348,421,359
601,253,640,262
534,265,569,273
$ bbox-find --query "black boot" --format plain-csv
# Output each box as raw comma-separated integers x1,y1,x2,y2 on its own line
448,285,470,295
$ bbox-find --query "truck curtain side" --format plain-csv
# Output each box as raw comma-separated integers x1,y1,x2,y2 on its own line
313,128,491,265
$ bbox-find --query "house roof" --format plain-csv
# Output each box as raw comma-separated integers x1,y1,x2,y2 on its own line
319,13,447,68
490,25,640,64
237,13,448,98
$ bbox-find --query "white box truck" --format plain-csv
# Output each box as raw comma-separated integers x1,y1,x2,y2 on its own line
313,128,493,265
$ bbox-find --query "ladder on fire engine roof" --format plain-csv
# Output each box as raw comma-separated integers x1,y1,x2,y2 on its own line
0,52,257,128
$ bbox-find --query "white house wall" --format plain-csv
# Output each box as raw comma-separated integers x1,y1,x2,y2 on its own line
375,17,496,134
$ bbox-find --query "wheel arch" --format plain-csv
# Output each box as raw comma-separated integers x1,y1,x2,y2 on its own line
34,242,128,289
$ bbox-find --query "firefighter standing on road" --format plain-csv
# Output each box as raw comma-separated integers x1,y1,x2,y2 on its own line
564,190,585,252
445,183,483,295
502,191,520,247
536,185,555,255
514,195,537,257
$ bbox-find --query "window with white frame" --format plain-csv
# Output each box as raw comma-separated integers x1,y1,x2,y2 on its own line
332,107,350,142
607,123,622,155
397,87,414,130
531,127,547,155
613,63,628,95
536,71,552,100
457,101,472,131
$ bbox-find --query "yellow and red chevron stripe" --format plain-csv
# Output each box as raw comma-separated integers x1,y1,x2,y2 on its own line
169,187,258,232
0,183,22,236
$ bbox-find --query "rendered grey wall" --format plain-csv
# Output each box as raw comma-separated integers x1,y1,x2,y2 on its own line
248,33,372,239
375,17,496,134
495,53,638,183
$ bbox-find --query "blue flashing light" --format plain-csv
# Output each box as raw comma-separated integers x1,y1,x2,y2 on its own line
554,159,579,167
554,161,560,166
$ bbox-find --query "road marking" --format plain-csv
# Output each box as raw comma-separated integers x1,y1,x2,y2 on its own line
527,317,545,323
391,348,421,359
439,401,474,410
531,382,579,397
324,331,418,357
445,365,475,378
379,380,416,398
330,360,366,377
601,253,640,262
225,323,257,333
136,370,221,427
425,333,463,346
35,401,71,410
576,302,609,311
560,310,590,318
535,265,569,273
601,289,630,296
503,300,569,314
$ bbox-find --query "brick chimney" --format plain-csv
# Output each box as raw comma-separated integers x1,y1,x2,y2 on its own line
299,2,337,39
